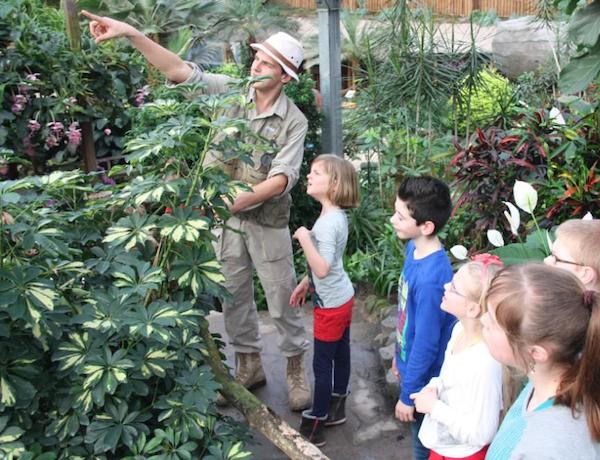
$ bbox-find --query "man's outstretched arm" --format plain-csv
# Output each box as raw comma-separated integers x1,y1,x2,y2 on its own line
82,10,192,83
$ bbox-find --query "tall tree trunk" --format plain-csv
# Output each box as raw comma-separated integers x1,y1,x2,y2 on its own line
63,0,97,172
198,321,330,460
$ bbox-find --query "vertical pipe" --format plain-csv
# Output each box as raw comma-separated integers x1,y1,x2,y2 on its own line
316,0,343,155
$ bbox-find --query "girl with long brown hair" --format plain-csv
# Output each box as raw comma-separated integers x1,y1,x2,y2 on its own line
482,264,600,459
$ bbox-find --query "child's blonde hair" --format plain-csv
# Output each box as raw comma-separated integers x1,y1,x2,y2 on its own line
485,263,600,441
461,254,504,312
556,219,600,289
312,154,359,209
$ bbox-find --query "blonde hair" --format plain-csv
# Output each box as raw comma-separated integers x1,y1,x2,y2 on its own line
462,262,503,312
312,154,359,209
556,219,600,289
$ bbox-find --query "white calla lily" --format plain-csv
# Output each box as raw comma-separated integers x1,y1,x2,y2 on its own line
582,212,593,220
503,201,521,235
450,245,468,260
513,181,538,215
549,107,566,125
487,229,505,247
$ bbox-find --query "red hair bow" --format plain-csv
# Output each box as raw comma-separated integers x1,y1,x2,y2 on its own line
470,253,503,267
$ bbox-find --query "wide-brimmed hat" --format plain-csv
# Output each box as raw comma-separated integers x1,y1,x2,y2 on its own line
250,32,304,81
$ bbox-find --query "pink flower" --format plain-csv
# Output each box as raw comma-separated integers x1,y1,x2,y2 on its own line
45,134,59,148
18,84,30,94
28,120,41,133
133,85,150,107
26,73,40,81
67,122,82,147
47,121,64,136
103,128,111,136
11,94,27,114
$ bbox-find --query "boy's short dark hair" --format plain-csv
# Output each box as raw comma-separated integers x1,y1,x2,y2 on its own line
397,176,452,234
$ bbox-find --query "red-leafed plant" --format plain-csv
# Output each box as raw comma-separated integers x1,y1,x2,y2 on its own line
449,117,552,246
546,161,600,220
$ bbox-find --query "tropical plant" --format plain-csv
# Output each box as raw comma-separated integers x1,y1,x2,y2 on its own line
537,0,600,94
449,122,550,248
214,0,297,69
450,180,552,265
452,68,516,134
0,0,148,175
0,80,263,457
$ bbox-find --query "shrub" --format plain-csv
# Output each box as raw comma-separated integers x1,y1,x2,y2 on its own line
453,68,516,134
0,82,259,458
0,0,148,176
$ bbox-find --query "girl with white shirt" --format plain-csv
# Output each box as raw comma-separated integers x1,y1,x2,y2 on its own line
411,254,504,460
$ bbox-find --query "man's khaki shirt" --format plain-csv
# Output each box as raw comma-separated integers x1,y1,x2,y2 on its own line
180,63,308,228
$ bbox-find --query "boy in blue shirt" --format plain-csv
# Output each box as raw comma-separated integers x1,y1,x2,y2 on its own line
390,176,455,460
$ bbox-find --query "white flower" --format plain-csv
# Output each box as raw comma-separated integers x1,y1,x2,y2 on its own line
513,181,538,215
487,229,505,247
582,212,593,220
503,201,521,235
549,107,566,125
450,245,468,260
223,127,239,137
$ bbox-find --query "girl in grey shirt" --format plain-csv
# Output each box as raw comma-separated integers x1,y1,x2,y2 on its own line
290,154,359,447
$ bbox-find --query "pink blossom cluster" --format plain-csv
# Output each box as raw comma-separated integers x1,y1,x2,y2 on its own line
133,85,150,107
11,94,27,114
46,121,64,148
67,122,82,147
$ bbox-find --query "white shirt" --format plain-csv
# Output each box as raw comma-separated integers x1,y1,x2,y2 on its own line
418,322,503,457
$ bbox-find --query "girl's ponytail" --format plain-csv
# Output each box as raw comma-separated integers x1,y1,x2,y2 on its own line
570,290,600,441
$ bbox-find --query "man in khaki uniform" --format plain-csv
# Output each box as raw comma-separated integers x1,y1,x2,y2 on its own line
83,12,311,411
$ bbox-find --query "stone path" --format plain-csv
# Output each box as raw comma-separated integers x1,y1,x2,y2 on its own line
207,296,413,459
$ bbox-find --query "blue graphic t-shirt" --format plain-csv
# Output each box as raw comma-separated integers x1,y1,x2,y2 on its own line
395,240,454,406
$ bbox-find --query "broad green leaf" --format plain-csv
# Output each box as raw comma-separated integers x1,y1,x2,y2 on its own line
569,1,600,47
559,49,600,94
0,425,25,443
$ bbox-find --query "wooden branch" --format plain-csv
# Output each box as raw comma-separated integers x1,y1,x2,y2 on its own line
198,320,330,460
62,0,80,51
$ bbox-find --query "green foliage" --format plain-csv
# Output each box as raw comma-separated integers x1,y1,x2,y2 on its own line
345,223,404,299
0,82,257,457
491,229,550,265
286,73,322,231
213,63,248,79
448,100,600,251
0,0,150,175
453,68,516,134
554,0,600,94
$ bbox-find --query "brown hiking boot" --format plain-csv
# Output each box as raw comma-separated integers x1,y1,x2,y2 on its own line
216,352,266,406
286,353,311,411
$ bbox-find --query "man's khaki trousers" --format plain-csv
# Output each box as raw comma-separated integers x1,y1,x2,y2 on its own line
217,215,309,357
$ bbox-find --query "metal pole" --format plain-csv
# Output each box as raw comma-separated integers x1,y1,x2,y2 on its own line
316,0,343,156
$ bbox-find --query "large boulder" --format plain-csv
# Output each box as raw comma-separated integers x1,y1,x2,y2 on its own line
492,17,556,79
